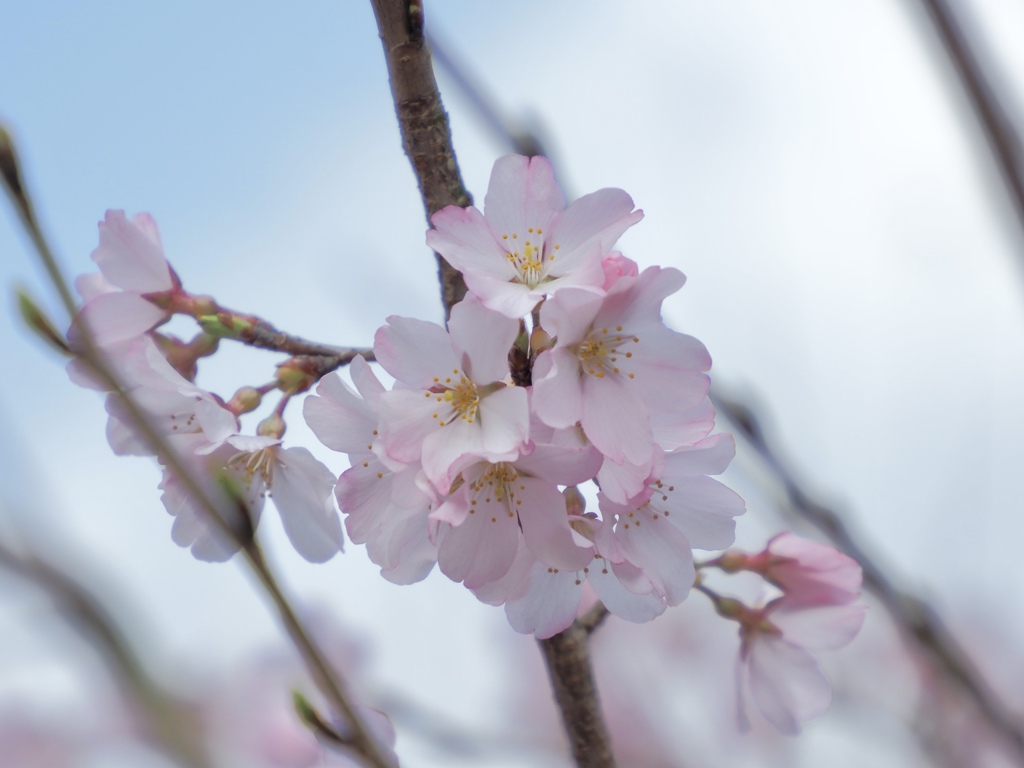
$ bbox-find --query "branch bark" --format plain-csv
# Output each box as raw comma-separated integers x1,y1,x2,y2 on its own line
369,0,469,317
538,621,616,768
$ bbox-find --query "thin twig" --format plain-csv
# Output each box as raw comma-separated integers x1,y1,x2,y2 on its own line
538,621,617,768
713,391,1024,762
915,0,1024,258
1,125,392,768
369,0,470,317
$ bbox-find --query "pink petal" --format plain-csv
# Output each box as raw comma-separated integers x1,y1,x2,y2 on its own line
92,210,171,292
374,316,458,388
531,347,585,429
477,385,530,456
428,204,518,281
448,298,519,383
614,513,695,606
548,188,642,271
659,476,744,551
272,447,344,563
515,477,593,570
747,636,832,735
483,155,564,242
770,602,867,651
507,563,584,639
437,502,519,588
580,372,654,465
303,373,378,455
589,562,666,623
77,292,168,345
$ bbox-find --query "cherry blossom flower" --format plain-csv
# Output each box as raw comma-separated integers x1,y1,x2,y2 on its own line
426,155,643,318
532,266,711,467
374,297,529,494
304,357,438,583
225,433,344,563
73,210,179,347
746,533,863,607
737,598,867,734
473,507,668,638
431,440,601,588
599,434,745,606
102,335,237,457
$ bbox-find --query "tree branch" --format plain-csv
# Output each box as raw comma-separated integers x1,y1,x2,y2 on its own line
538,621,616,768
916,0,1024,261
369,0,469,317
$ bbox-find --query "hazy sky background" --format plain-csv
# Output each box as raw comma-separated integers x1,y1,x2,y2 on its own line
2,2,1023,766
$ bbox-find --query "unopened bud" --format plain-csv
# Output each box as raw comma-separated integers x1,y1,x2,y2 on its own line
16,289,71,356
0,123,32,219
530,326,553,354
257,413,286,438
716,549,749,573
229,386,263,415
275,358,317,394
563,485,586,517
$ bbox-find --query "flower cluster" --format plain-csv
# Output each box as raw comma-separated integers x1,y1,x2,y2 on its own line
306,155,746,637
69,211,344,563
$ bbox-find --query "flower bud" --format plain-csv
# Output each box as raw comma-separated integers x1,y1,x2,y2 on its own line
257,413,286,438
229,386,263,415
563,485,586,517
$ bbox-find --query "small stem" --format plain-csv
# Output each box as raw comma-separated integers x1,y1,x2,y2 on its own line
538,621,616,768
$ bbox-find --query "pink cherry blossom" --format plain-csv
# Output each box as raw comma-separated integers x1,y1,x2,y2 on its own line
102,335,237,457
160,437,264,562
426,155,643,318
737,598,867,734
374,297,529,494
225,434,345,563
533,266,711,466
73,210,179,347
600,251,639,290
431,440,601,588
473,511,667,638
748,533,863,607
598,434,745,606
304,356,438,583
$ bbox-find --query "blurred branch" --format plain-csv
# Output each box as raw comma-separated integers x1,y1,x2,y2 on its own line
916,0,1024,254
428,30,550,159
0,535,214,768
369,0,469,317
713,391,1024,763
538,621,616,768
1,124,393,768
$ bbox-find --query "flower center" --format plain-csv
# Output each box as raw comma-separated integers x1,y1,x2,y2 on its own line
575,325,640,380
466,462,523,521
428,369,480,426
500,226,560,288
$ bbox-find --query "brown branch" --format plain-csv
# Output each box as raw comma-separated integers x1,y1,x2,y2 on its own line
713,391,1024,762
916,0,1024,258
538,621,616,768
369,0,469,317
